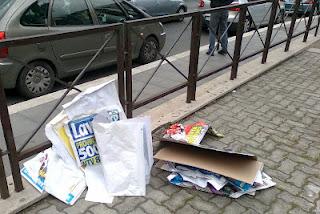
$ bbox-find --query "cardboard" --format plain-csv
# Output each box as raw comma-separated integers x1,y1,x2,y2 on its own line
154,141,263,185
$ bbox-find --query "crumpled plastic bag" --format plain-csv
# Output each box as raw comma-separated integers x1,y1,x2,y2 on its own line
92,116,153,196
44,151,86,205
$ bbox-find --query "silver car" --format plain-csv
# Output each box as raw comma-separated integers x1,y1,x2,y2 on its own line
0,0,166,98
199,0,285,32
127,0,187,18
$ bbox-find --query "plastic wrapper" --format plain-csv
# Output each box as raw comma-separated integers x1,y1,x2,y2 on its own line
20,148,53,193
163,122,209,145
44,151,86,205
92,116,152,196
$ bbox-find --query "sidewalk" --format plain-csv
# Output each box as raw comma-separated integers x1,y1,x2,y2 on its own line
14,39,320,213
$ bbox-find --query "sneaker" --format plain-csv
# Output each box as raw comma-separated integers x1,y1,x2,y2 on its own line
218,50,227,56
206,50,214,56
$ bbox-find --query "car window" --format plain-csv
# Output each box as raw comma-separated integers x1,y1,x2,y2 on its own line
121,1,145,20
90,0,126,24
0,0,16,20
20,0,49,26
52,0,93,26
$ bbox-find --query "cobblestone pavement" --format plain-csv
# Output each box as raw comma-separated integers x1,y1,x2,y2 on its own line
21,49,320,214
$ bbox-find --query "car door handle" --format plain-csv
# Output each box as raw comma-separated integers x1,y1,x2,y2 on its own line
36,43,46,52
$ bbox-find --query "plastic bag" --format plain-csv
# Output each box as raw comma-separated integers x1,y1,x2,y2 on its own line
92,116,148,196
20,148,53,193
44,151,86,205
62,81,125,120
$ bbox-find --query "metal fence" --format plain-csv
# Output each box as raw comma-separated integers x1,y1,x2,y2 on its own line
0,0,319,199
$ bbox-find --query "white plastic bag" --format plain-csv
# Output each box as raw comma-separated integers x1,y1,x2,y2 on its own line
92,117,147,196
62,81,125,120
84,165,114,204
44,151,86,205
20,148,53,193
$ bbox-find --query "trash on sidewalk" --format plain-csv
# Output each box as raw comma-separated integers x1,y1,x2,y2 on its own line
154,140,275,198
22,80,153,205
92,115,153,196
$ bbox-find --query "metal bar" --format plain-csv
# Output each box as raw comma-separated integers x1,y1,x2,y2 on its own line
187,13,201,103
285,0,301,52
0,149,9,199
0,77,23,192
130,19,192,104
17,32,115,153
231,6,247,80
124,24,133,118
1,150,9,156
0,24,121,49
303,1,317,42
116,25,125,109
262,0,278,64
315,4,320,36
133,83,188,109
18,141,51,161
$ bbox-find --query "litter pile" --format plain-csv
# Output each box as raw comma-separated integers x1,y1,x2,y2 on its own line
155,122,276,198
21,81,153,205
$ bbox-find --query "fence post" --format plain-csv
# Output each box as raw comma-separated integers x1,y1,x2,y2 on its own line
124,23,133,118
231,6,247,80
285,0,301,52
0,149,9,199
117,25,126,109
0,77,23,192
262,0,278,64
303,1,317,42
187,13,201,103
315,3,320,36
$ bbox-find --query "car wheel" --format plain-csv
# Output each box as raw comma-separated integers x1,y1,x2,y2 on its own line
177,7,186,22
138,37,159,64
18,61,55,98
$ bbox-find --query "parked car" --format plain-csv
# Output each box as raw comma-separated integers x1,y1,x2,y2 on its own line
126,0,187,20
199,0,285,32
284,0,318,14
0,0,166,98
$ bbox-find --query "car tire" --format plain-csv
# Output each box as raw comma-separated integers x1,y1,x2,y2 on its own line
17,61,55,98
177,7,186,22
138,36,159,64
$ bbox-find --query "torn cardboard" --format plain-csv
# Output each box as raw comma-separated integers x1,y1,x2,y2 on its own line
154,140,263,185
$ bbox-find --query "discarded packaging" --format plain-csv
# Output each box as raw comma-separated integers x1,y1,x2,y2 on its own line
154,140,275,198
92,115,153,196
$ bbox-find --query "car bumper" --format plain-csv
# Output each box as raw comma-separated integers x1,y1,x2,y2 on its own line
0,58,21,89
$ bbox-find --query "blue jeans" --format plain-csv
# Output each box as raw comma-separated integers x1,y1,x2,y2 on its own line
208,10,228,53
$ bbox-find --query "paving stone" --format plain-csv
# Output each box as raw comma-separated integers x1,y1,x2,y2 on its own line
265,199,292,214
176,204,199,214
63,198,96,214
255,188,281,205
272,178,300,196
149,175,167,189
301,183,320,203
288,154,316,167
187,196,219,213
209,196,232,209
288,208,309,214
163,190,194,212
287,170,309,187
269,150,288,162
160,184,181,196
37,205,66,214
114,197,146,213
145,186,170,205
278,192,314,212
89,204,118,214
141,200,171,214
223,202,246,214
235,196,269,214
278,158,298,175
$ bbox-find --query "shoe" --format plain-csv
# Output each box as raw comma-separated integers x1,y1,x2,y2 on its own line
218,50,227,56
206,51,214,56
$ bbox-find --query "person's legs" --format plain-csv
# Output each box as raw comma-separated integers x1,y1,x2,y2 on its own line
208,12,220,54
218,10,229,54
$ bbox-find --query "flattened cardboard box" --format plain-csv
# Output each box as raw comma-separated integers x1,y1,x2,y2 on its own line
154,139,263,184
